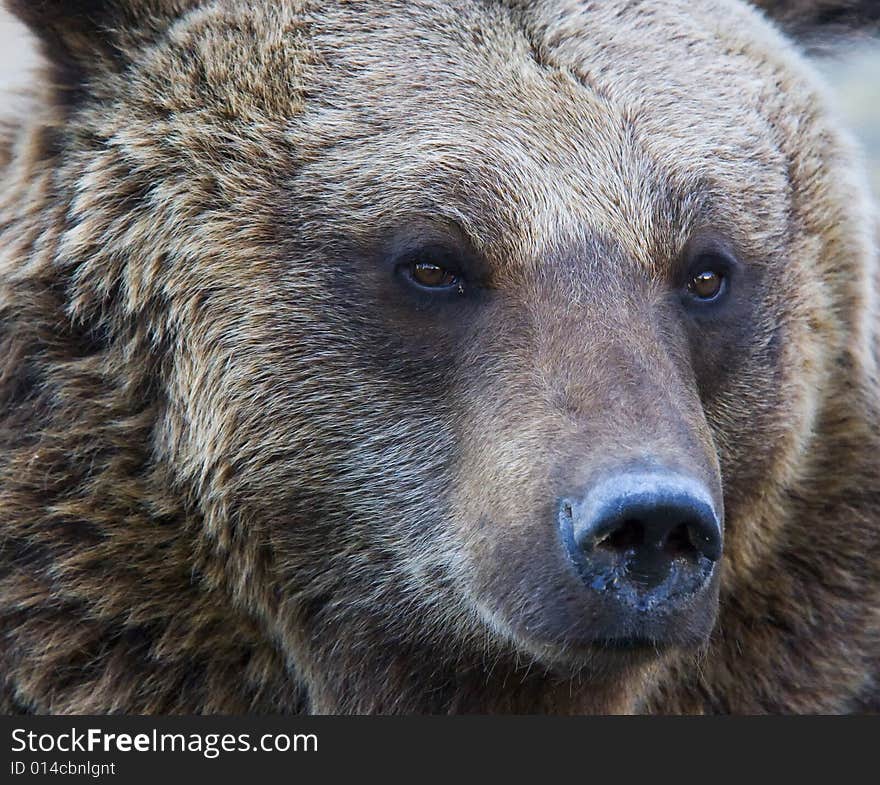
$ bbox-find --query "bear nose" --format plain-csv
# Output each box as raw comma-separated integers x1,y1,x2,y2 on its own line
559,469,722,594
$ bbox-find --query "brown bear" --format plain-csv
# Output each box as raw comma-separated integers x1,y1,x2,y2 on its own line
0,0,878,715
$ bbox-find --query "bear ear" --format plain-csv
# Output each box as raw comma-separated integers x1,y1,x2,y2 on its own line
752,1,880,46
5,1,195,92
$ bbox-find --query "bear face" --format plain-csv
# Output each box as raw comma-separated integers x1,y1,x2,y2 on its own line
1,0,878,714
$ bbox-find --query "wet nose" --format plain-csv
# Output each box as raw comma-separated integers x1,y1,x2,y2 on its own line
559,469,722,596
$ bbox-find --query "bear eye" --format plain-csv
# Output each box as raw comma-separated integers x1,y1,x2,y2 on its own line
684,249,732,304
391,237,474,298
407,261,462,291
688,270,724,300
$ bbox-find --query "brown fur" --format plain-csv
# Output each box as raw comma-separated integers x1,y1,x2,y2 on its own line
0,0,878,714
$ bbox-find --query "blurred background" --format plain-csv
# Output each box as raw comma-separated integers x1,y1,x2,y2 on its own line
818,42,880,195
0,8,878,195
0,12,34,91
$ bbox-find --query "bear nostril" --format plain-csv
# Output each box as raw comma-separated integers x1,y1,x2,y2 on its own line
596,519,644,551
665,522,699,557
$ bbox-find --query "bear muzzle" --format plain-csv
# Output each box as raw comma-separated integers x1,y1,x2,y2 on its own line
557,466,723,650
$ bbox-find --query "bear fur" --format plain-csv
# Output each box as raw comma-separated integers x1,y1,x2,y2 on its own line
0,0,878,714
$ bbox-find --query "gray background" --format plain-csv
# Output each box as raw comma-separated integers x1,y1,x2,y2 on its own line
0,8,878,194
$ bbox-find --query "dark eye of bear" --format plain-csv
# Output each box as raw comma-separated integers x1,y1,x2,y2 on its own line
391,238,471,298
411,262,458,288
689,269,724,300
684,248,734,303
406,260,462,291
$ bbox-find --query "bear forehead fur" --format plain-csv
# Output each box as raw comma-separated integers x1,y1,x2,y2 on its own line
0,0,878,713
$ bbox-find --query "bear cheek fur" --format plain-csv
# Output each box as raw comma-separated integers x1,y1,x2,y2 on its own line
152,233,474,655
